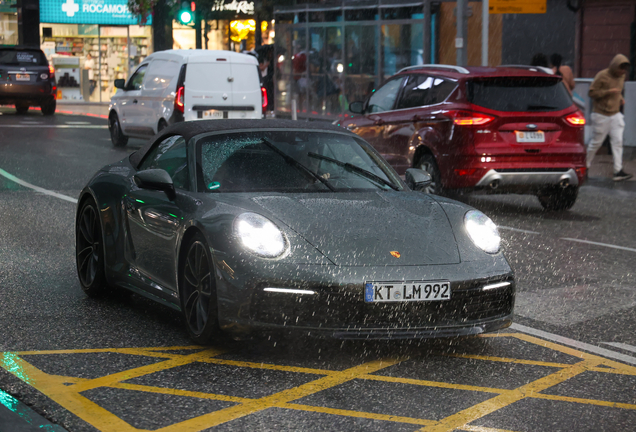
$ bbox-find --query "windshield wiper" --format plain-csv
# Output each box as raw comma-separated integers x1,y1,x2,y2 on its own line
260,138,335,191
527,104,558,111
307,152,400,191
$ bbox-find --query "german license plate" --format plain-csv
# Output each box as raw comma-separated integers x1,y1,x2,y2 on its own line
516,131,545,143
15,74,30,81
202,110,223,119
364,281,451,303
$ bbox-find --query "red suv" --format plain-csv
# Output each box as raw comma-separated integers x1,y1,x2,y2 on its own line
339,65,586,211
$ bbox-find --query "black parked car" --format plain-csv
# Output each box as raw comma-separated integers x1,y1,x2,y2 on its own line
76,120,515,343
0,47,56,115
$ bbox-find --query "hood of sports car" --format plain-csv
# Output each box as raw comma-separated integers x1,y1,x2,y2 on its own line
252,192,460,266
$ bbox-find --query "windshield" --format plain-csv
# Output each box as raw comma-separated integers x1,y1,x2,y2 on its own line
468,78,573,112
0,49,48,66
196,131,403,193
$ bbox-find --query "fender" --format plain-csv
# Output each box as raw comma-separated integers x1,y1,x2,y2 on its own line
411,126,445,166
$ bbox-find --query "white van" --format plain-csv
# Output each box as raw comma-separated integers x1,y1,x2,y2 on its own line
108,50,264,147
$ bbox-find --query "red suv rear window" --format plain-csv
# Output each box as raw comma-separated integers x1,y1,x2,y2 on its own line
467,78,572,112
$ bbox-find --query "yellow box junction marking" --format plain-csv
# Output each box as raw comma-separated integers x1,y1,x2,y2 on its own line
0,334,635,432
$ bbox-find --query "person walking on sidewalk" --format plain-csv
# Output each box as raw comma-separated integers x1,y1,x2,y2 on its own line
587,54,633,181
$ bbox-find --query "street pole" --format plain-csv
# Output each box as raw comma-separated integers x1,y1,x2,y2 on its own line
456,0,468,66
482,0,489,66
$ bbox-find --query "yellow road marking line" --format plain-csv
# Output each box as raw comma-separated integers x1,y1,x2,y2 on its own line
442,353,571,369
153,358,406,432
70,348,226,393
588,366,636,375
0,353,141,432
417,358,602,432
199,357,336,376
112,382,250,404
532,393,636,410
15,346,203,356
279,402,435,426
363,374,505,394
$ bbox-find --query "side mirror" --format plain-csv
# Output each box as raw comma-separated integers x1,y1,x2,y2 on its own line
114,79,125,89
133,169,176,200
405,168,432,192
349,101,364,114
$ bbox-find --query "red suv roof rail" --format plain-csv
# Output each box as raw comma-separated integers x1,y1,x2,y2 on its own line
498,65,554,74
397,64,470,75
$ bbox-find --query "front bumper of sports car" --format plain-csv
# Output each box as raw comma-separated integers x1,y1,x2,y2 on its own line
214,256,515,339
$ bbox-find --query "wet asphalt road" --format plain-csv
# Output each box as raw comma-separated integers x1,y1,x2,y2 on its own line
1,107,636,432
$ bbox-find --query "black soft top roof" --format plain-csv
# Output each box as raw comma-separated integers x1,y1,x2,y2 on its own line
130,119,354,167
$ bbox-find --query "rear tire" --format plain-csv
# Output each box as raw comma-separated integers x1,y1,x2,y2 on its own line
537,186,578,211
76,199,110,296
109,112,129,147
179,232,222,344
415,153,443,195
15,103,29,114
41,99,56,116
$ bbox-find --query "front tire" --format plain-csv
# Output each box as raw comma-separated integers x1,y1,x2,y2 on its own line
179,232,222,344
416,153,443,194
537,186,578,211
76,199,109,296
41,99,56,116
109,112,129,147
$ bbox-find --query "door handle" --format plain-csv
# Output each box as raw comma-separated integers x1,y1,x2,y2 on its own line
412,114,423,122
369,115,384,126
133,99,138,104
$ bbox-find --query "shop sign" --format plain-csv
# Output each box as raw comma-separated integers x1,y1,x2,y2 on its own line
40,0,152,25
211,0,255,15
489,0,546,14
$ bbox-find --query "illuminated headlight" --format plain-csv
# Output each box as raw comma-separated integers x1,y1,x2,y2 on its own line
464,210,500,254
234,213,288,258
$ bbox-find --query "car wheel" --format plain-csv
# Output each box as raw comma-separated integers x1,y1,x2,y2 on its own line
15,103,29,114
537,186,578,211
158,119,168,132
416,153,443,194
76,199,109,296
179,232,222,344
109,113,129,147
41,100,56,116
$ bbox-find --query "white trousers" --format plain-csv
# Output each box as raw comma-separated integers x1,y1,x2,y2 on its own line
586,112,625,173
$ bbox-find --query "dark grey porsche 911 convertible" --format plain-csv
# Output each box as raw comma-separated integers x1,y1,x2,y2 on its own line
75,119,514,343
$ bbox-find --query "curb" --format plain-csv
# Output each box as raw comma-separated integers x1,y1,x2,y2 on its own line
0,389,68,432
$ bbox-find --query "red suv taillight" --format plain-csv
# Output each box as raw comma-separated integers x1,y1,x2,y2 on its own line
450,110,495,126
261,87,268,115
175,86,184,113
48,65,55,75
565,111,586,126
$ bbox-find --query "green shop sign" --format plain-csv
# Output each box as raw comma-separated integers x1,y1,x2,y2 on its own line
40,0,151,25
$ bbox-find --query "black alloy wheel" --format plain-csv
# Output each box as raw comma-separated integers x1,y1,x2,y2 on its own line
15,103,29,115
41,99,56,116
416,153,443,195
180,233,221,344
109,113,129,147
537,186,578,211
76,200,109,295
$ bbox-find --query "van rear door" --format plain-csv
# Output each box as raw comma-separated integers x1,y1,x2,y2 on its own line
183,55,261,121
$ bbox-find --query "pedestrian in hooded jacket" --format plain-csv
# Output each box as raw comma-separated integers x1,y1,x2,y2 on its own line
586,54,633,181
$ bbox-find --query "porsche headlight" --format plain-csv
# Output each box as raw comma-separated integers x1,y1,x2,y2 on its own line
464,210,500,254
234,213,288,258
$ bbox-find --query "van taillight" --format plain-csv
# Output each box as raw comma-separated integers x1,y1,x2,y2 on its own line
175,86,184,113
450,110,495,126
565,112,586,126
261,87,268,115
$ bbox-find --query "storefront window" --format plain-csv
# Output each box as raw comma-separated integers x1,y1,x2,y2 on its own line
382,23,423,78
0,0,18,46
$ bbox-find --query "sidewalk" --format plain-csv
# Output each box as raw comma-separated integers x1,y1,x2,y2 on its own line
586,147,636,191
56,101,109,118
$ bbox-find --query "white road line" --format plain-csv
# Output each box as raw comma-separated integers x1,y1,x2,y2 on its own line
498,225,541,235
0,125,106,129
561,237,636,253
65,121,91,125
0,168,78,204
511,323,636,366
601,342,636,354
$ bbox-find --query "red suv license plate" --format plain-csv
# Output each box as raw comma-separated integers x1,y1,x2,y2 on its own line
15,74,30,81
516,131,545,143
